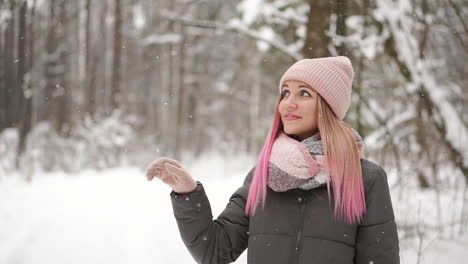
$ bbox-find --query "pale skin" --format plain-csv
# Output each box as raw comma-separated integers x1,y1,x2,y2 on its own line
147,80,319,193
279,80,319,141
146,157,198,194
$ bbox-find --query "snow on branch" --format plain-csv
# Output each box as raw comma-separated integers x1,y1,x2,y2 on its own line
157,10,302,60
375,0,468,168
142,33,182,46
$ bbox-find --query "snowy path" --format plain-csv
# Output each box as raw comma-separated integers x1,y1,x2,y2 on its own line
0,167,466,264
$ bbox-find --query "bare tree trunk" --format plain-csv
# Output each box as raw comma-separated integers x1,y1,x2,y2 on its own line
302,0,331,58
165,0,177,158
39,0,69,133
248,55,261,154
0,21,4,131
17,1,33,167
354,0,370,135
159,43,172,156
111,0,122,111
192,54,209,158
16,2,26,122
43,0,57,123
415,96,431,189
28,0,38,127
84,0,95,117
3,3,16,129
56,0,71,133
97,0,109,116
334,0,347,56
174,21,186,161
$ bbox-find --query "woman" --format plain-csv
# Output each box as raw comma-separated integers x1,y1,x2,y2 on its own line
146,56,400,264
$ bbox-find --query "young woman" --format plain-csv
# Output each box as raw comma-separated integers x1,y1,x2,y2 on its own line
146,56,400,264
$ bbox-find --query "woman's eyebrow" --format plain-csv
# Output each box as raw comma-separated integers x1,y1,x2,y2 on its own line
282,85,312,90
298,85,313,90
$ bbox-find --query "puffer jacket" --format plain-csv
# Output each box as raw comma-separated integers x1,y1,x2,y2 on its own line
170,158,400,264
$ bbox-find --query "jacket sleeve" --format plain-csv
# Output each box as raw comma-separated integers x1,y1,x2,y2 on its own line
170,166,255,264
355,165,400,264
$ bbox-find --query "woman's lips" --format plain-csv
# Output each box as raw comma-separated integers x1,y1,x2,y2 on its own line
284,116,301,120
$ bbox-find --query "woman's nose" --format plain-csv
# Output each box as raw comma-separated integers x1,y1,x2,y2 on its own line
285,95,298,109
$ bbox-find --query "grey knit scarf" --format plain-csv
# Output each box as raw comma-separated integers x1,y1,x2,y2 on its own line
267,128,364,192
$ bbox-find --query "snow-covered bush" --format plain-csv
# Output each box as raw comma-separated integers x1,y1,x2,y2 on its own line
0,128,19,179
17,110,143,178
73,110,137,170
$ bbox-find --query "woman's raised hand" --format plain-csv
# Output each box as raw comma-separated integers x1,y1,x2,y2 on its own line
146,157,198,194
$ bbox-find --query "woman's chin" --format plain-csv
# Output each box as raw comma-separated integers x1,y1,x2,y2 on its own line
284,128,300,136
283,131,299,139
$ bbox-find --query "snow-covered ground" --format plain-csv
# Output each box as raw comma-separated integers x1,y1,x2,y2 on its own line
0,157,467,264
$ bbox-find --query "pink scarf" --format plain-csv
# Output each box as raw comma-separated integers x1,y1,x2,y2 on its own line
268,129,364,192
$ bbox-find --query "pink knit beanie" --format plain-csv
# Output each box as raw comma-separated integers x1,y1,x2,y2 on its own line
278,56,354,121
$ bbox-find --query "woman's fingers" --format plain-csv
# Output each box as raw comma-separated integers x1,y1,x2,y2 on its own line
146,166,161,180
146,157,181,179
164,162,182,177
160,167,178,186
158,157,183,168
158,170,170,181
145,157,174,172
146,157,192,192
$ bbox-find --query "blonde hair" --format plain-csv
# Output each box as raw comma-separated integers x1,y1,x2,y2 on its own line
245,94,366,224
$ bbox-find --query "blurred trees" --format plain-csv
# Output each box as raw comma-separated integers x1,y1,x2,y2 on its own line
0,0,466,190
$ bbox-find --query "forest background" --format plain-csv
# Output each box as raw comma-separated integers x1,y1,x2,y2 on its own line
1,0,467,262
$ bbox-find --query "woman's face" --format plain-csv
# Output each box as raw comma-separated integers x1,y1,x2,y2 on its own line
278,80,319,141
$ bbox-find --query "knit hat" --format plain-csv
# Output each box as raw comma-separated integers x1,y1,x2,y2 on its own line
278,56,354,121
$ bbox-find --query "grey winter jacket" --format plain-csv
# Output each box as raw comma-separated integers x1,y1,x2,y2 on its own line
170,158,400,264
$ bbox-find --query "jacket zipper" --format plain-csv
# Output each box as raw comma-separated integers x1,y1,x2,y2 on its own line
291,196,307,264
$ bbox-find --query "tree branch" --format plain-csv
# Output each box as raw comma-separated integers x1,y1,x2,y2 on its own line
158,11,302,60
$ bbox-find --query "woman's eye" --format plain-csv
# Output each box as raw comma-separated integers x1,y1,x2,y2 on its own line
281,89,311,98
